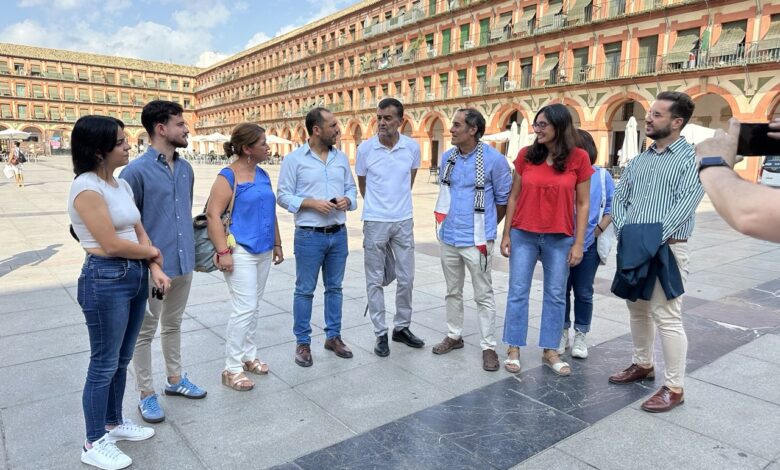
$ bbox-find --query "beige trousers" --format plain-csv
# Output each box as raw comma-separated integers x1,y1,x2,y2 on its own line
133,272,193,392
439,241,497,350
626,242,690,389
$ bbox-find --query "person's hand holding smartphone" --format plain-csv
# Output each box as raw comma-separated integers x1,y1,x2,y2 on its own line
737,123,780,156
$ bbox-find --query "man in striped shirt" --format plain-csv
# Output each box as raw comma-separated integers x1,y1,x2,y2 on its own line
608,91,704,413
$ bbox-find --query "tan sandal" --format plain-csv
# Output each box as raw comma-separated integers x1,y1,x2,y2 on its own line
542,351,571,377
504,346,522,373
243,359,269,375
221,370,254,391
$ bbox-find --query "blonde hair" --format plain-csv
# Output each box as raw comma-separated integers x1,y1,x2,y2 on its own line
223,122,265,157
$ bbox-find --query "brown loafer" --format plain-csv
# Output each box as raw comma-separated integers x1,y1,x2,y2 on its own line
324,336,353,358
608,363,655,384
431,336,464,355
482,349,499,372
295,343,313,367
641,386,684,413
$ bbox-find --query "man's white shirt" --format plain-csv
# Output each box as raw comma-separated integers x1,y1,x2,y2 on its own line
355,134,420,222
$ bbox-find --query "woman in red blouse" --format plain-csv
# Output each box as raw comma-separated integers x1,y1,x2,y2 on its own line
500,104,592,376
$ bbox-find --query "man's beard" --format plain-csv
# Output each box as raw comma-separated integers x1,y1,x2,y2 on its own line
647,124,671,140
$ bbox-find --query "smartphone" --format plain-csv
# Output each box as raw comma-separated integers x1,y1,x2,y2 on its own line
737,123,780,156
329,197,338,204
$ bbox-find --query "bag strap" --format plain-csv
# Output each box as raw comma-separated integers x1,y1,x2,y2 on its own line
202,168,237,215
599,167,606,219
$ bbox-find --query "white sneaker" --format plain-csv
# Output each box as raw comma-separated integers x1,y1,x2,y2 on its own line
81,436,132,470
556,329,569,355
105,419,155,443
572,331,588,359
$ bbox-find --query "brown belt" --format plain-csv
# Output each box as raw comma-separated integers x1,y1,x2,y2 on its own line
668,238,687,244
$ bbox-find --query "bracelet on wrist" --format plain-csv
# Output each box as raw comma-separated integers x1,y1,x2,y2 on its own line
597,224,605,232
216,247,232,257
274,244,282,248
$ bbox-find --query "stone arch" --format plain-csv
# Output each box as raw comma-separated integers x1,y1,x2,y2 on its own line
689,93,733,131
755,84,780,119
420,111,448,168
598,95,650,168
293,124,307,144
341,118,364,163
488,103,532,134
545,97,586,127
400,118,413,137
680,84,741,120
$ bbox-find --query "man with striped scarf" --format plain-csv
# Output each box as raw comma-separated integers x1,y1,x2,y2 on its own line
431,108,512,371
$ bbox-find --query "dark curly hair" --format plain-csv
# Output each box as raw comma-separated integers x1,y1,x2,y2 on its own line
525,104,578,173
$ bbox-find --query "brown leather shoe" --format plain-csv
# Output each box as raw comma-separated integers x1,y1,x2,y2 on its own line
431,336,464,355
608,363,655,384
641,386,684,413
295,343,313,367
482,349,499,372
324,336,353,358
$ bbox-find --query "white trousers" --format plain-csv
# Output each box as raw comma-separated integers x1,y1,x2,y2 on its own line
223,245,273,373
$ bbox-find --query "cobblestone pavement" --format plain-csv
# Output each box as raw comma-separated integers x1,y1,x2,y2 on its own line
1,158,778,469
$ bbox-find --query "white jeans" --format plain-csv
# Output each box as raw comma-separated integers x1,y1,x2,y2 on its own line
223,245,273,373
439,241,497,350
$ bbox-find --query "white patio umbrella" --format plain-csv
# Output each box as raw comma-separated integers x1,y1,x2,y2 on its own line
266,134,295,145
619,116,639,167
190,134,208,142
481,130,510,143
205,132,229,142
681,123,716,145
506,121,521,165
518,119,533,147
0,129,31,140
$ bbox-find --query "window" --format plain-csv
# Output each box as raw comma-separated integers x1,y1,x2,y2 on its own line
479,18,490,46
79,88,90,101
17,104,27,118
105,72,115,84
572,47,590,82
32,84,43,98
183,98,191,108
62,66,74,80
457,69,467,87
171,79,179,90
94,90,105,102
1,104,12,118
0,82,9,96
638,36,658,73
520,57,533,88
442,29,451,55
48,85,59,99
439,72,449,98
604,42,623,78
34,105,44,119
14,63,25,75
460,23,471,48
183,81,190,90
77,68,88,81
64,87,75,100
16,84,26,97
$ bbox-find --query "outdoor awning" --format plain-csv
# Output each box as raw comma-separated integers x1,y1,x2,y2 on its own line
1,104,12,118
568,0,592,23
0,83,10,95
49,88,59,99
538,1,563,29
492,64,509,80
65,108,76,117
30,64,41,74
709,25,746,58
518,8,536,32
50,108,60,120
64,90,75,99
535,56,559,79
62,68,74,79
146,79,156,87
0,62,9,74
758,19,780,52
77,70,88,80
34,107,44,119
490,15,513,39
667,30,700,63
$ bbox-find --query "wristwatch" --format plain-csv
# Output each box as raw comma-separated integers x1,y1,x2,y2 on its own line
697,156,730,173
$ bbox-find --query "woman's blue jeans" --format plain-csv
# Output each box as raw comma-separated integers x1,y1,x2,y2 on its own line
503,229,573,349
78,255,148,443
565,243,600,333
293,227,349,344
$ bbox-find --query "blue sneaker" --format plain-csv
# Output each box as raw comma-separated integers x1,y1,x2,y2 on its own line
164,373,207,399
138,394,165,423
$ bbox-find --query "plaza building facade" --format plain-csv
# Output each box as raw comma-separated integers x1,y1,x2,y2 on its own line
195,0,780,181
0,43,198,155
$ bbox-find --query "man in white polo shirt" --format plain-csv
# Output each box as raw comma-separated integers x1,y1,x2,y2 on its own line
356,98,424,357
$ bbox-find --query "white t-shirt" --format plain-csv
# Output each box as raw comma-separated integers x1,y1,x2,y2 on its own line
68,172,140,249
355,134,420,222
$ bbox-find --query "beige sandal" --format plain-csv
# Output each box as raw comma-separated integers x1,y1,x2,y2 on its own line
504,346,522,373
542,352,571,377
243,359,269,375
221,370,254,391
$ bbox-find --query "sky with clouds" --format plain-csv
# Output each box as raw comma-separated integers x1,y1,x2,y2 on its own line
3,0,361,68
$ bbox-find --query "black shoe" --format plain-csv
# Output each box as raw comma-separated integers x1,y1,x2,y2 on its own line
374,334,390,357
392,327,425,348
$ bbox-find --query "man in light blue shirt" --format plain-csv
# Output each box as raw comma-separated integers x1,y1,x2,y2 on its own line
431,108,512,372
277,107,358,368
356,98,423,358
120,100,206,424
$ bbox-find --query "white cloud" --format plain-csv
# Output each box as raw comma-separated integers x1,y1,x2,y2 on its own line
19,0,87,8
196,50,230,67
245,32,270,49
173,1,231,30
272,0,349,38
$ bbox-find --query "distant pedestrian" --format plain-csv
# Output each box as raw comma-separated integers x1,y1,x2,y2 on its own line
68,115,169,470
431,108,512,372
206,123,284,391
10,142,24,187
120,101,207,425
356,98,423,357
277,107,358,367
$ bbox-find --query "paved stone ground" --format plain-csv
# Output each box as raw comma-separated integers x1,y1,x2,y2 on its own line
0,158,778,469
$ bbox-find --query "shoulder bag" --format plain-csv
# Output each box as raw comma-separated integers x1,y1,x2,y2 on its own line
193,171,237,273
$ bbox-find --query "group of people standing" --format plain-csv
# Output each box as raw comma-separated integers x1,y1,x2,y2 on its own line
68,91,703,469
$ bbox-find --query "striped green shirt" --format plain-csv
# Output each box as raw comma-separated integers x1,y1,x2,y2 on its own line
612,136,704,242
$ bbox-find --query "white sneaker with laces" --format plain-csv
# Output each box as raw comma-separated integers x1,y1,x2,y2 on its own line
556,329,569,355
105,419,155,443
572,331,588,359
81,436,132,470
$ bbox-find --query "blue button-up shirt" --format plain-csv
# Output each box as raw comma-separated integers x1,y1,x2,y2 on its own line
438,143,512,246
277,143,357,227
119,148,195,277
583,166,615,250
